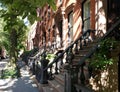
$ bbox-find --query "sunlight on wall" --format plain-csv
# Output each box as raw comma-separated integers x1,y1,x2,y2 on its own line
27,22,37,50
73,8,82,41
89,53,119,92
95,0,106,37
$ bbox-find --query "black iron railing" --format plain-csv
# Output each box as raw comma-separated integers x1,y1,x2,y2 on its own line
39,29,93,85
44,29,92,70
73,19,120,92
78,19,120,66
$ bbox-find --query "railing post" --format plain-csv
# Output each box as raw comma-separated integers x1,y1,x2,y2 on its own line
35,61,41,81
40,52,49,84
64,65,78,92
32,58,36,75
80,63,85,85
64,66,72,92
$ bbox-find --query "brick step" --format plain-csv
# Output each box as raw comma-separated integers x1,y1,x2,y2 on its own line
74,54,86,59
82,38,98,45
48,80,64,92
73,50,89,63
43,38,99,92
43,86,56,92
54,74,64,86
74,84,94,92
76,38,98,50
58,65,66,74
78,50,89,55
82,41,97,49
73,41,97,63
72,56,89,63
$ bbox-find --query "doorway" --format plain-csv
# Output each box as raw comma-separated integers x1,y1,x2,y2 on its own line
58,20,63,47
68,11,73,43
107,0,120,29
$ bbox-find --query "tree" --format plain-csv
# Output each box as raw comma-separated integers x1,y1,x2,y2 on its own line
0,0,56,77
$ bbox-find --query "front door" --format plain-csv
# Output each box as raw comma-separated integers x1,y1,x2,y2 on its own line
107,0,120,29
58,20,63,47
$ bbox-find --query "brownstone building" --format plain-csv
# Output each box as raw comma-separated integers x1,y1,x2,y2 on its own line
29,0,120,51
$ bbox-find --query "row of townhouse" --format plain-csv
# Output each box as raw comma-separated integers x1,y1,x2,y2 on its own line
27,0,120,51
26,0,120,91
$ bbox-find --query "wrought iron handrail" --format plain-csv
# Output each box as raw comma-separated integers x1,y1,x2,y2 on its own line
78,19,120,66
44,29,91,71
71,19,120,92
28,46,45,59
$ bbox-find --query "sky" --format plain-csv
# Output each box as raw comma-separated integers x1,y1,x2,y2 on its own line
24,17,30,26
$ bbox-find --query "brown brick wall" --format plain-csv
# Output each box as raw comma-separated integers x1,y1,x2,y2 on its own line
33,0,108,49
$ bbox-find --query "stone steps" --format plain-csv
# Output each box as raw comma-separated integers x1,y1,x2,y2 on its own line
54,74,64,86
43,86,56,92
74,84,94,92
48,79,64,92
40,39,99,92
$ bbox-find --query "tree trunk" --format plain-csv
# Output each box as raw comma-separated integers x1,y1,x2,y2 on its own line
10,29,20,77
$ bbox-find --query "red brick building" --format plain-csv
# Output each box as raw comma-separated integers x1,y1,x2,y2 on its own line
29,0,120,51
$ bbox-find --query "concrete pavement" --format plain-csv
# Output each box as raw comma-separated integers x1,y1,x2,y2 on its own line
0,59,8,76
0,59,39,92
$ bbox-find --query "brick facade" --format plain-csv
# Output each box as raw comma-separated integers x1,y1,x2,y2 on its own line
28,0,120,50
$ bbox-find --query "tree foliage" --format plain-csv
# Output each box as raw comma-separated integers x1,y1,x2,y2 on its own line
0,0,56,24
0,0,56,76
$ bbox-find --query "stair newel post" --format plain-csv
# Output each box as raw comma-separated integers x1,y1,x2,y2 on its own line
75,42,79,54
79,38,83,50
80,63,85,85
64,46,77,92
36,61,41,81
35,61,38,79
32,58,36,75
64,66,72,92
64,65,78,92
39,51,49,84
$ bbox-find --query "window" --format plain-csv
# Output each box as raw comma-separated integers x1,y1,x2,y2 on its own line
83,0,90,32
68,11,73,43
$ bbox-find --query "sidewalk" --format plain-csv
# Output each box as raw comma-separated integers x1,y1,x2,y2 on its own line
0,59,39,92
